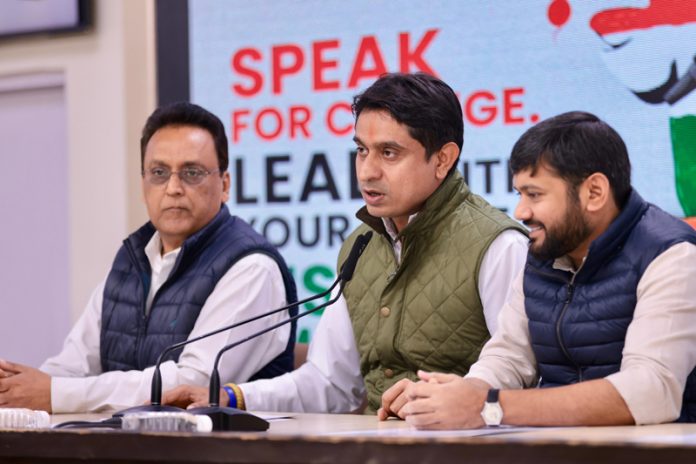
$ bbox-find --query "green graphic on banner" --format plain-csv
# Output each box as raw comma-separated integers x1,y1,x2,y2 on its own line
670,115,696,217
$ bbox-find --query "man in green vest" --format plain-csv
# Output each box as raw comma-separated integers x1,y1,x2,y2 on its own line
162,73,528,415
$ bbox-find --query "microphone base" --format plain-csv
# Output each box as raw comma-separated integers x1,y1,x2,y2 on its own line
112,404,185,418
188,406,269,431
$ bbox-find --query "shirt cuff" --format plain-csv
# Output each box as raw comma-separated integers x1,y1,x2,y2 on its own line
238,372,300,412
605,368,682,425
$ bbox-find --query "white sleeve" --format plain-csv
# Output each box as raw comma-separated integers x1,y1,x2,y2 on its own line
39,280,106,378
466,269,539,389
477,229,529,335
606,242,696,424
240,292,365,413
46,254,289,413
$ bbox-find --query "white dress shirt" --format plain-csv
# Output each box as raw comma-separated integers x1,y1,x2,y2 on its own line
240,229,529,412
40,232,289,413
466,242,696,425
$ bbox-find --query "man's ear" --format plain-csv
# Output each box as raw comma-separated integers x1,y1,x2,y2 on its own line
434,142,460,179
221,170,231,203
582,172,611,213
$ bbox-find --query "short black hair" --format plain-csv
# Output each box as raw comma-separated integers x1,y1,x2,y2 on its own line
140,102,228,171
509,111,631,207
352,72,463,174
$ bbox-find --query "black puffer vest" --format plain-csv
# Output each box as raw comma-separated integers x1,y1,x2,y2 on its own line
100,205,297,381
525,190,696,422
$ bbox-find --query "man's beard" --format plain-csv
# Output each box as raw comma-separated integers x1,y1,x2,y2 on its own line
527,197,591,262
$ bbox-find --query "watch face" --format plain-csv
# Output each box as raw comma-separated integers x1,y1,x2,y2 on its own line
482,402,503,426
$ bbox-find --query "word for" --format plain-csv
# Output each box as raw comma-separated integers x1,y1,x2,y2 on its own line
231,88,535,143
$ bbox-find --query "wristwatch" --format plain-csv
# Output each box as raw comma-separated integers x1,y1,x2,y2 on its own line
480,388,503,427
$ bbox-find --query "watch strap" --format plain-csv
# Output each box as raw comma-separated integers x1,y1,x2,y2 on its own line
486,388,500,403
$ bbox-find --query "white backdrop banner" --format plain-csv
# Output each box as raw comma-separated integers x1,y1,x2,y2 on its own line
189,0,696,342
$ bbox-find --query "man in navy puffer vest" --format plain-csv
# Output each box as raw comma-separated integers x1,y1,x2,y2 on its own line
0,103,297,413
393,111,696,429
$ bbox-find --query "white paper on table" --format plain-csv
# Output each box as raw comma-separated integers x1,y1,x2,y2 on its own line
322,425,544,438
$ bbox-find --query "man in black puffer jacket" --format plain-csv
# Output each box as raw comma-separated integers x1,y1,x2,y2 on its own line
0,103,297,413
393,111,696,429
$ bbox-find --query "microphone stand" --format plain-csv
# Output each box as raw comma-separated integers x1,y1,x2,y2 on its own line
187,287,346,431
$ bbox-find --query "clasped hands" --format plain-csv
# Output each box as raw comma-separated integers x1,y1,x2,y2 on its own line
0,359,52,412
378,370,490,430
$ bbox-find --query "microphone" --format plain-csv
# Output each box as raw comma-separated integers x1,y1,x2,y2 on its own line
189,231,373,431
339,231,372,282
112,259,344,418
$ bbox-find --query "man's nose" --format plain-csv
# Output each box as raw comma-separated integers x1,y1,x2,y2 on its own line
357,153,381,182
514,200,531,222
165,172,185,195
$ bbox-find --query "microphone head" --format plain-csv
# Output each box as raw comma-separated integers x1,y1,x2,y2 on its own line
340,231,373,282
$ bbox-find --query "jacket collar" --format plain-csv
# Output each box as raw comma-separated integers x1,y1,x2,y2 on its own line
125,204,232,275
579,189,647,279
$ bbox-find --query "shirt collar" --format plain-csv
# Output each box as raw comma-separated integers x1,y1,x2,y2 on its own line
381,213,419,242
144,231,182,268
552,254,586,274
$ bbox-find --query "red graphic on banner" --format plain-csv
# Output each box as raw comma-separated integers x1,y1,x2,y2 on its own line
546,0,696,221
547,0,571,28
590,0,696,36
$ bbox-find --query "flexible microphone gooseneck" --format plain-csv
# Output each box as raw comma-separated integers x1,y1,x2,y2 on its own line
112,262,343,418
189,231,373,431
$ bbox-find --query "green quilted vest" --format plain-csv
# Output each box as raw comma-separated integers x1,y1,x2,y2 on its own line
337,172,527,414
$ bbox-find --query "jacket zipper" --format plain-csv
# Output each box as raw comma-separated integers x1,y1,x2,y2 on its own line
555,275,583,382
528,265,584,382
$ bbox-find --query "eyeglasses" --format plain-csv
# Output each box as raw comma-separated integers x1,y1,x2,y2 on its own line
142,166,222,186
